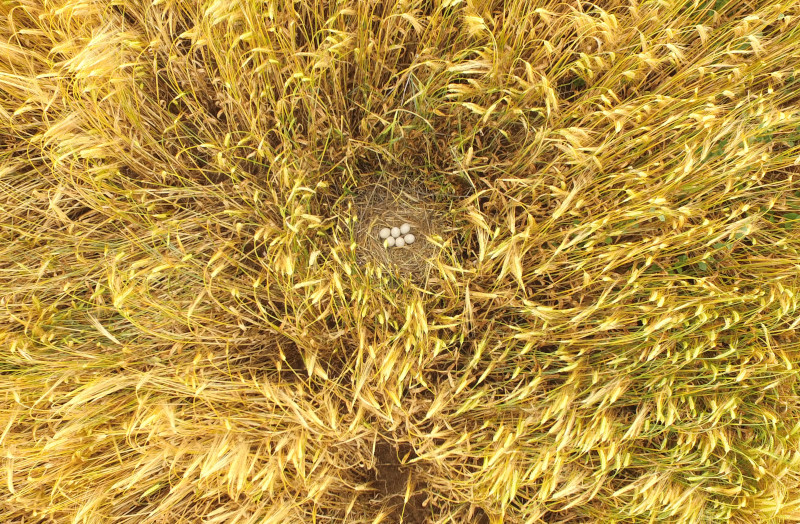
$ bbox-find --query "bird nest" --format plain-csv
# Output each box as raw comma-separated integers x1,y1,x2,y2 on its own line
348,183,446,281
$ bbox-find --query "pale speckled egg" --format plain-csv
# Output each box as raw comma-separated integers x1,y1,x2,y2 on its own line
379,227,391,239
385,236,396,248
395,237,405,248
403,233,415,245
400,223,411,235
391,227,401,238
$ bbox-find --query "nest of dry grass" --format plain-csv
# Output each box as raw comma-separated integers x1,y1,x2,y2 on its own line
350,183,449,281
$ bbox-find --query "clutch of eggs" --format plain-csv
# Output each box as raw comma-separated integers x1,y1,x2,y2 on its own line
379,223,415,247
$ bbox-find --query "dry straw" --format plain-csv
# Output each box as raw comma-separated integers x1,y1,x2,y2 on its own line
2,0,800,523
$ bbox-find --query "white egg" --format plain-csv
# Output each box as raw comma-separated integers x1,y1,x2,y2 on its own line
403,233,415,245
395,237,405,248
400,223,411,235
379,227,391,239
391,227,401,238
385,236,395,248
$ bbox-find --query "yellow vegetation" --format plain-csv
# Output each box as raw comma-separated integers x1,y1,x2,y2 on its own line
2,0,800,522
